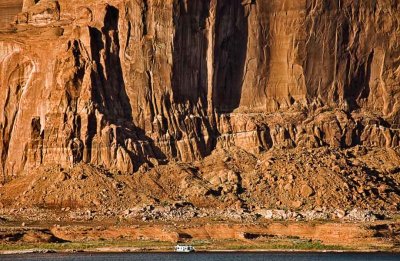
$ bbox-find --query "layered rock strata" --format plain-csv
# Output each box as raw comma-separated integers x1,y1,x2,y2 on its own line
0,1,22,29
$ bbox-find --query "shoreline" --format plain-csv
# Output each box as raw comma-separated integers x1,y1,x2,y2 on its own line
1,220,399,255
1,248,400,255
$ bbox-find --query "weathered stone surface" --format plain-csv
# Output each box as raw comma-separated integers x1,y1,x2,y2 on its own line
0,0,399,181
0,1,22,29
301,184,314,198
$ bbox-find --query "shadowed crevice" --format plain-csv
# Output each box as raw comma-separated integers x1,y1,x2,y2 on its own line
89,5,132,121
88,5,167,172
212,0,249,113
172,0,210,106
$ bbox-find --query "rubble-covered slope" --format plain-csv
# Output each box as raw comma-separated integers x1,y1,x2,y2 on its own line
1,145,399,219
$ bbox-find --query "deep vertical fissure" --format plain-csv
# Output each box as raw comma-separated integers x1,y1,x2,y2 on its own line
212,0,249,113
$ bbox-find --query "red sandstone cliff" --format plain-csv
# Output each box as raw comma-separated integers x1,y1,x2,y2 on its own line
0,0,400,182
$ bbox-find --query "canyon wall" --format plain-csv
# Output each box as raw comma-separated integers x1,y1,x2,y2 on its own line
0,0,399,181
0,0,22,29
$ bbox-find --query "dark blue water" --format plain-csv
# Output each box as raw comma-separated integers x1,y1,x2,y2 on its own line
1,252,399,261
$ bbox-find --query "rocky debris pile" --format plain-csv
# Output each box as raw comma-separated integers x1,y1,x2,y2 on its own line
0,146,399,217
256,208,379,222
0,207,57,222
0,203,391,223
197,146,400,212
116,204,383,223
343,209,379,222
67,207,383,222
0,164,141,211
121,202,201,222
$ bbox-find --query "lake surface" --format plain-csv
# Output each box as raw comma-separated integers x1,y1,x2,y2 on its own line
1,252,399,261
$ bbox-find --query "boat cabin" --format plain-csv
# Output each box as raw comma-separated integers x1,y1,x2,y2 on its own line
175,245,195,252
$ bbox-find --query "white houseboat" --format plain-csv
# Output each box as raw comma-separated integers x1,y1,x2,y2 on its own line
175,245,195,252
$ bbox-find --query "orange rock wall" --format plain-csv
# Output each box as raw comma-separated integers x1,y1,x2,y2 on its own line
0,0,399,180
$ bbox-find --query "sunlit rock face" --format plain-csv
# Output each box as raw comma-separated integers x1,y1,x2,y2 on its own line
0,0,23,29
0,0,399,181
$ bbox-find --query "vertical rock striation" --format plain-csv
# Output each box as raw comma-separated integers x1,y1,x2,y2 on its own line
0,0,399,181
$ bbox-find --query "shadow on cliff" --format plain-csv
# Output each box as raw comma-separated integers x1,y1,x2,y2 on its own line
344,36,373,111
172,0,248,113
170,1,215,158
169,0,249,160
89,5,131,120
88,5,166,171
172,0,210,106
212,0,249,113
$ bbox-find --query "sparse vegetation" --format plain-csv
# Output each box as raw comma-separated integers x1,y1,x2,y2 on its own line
0,239,352,252
0,240,174,252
